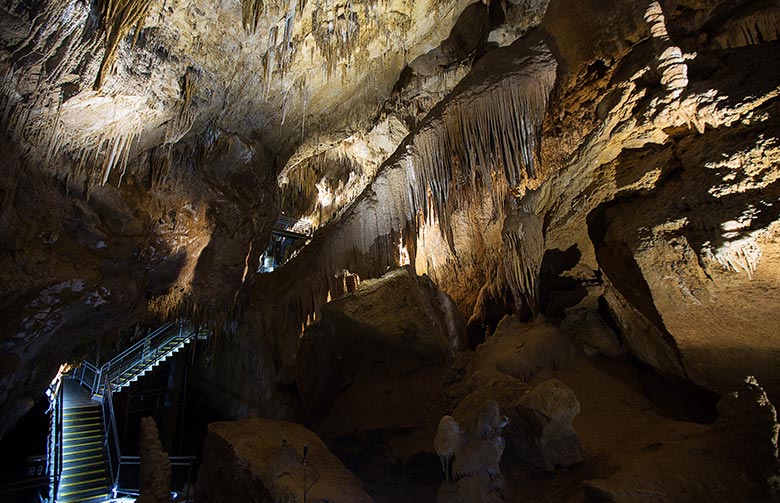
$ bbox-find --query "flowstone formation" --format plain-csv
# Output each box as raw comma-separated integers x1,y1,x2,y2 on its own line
434,401,509,503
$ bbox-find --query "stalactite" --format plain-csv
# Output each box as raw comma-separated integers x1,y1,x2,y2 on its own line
407,42,556,245
166,67,199,143
263,26,279,100
149,146,172,188
242,0,265,34
312,0,380,78
702,236,763,279
501,204,543,315
93,0,157,90
279,144,364,224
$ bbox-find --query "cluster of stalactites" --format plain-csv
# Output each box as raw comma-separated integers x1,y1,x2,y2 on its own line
166,67,200,144
408,63,556,248
310,0,392,79
279,145,364,223
93,0,157,90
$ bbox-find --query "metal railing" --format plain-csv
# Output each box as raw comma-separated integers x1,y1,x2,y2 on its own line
275,215,313,237
100,373,123,490
49,322,204,502
73,360,101,395
73,322,199,396
46,378,63,503
114,455,196,502
100,322,179,391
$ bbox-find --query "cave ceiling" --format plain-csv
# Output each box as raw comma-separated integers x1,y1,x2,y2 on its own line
2,0,780,445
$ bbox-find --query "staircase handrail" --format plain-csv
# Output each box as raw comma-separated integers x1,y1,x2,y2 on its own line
47,377,64,502
98,322,181,389
101,371,123,488
100,322,175,373
115,455,196,502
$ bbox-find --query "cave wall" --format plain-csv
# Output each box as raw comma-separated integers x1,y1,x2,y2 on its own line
198,0,780,415
1,0,780,442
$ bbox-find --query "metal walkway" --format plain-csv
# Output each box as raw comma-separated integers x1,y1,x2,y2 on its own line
272,214,313,239
49,322,205,502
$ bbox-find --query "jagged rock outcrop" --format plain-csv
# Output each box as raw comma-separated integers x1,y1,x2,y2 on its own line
294,266,466,463
138,417,172,503
581,376,780,502
455,321,584,472
196,417,374,503
472,316,579,381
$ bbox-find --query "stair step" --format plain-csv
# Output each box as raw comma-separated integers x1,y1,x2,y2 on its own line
62,399,97,410
64,409,100,417
62,452,104,463
63,424,102,431
60,475,107,488
65,439,102,449
58,483,108,499
60,492,109,503
63,430,101,439
63,460,105,472
63,417,100,425
64,445,103,456
61,468,106,482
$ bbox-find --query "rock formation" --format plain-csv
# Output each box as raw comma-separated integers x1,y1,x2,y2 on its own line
138,417,172,503
1,0,779,500
196,417,373,503
435,400,509,503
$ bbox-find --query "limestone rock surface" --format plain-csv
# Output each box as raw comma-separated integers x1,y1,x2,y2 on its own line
196,417,374,503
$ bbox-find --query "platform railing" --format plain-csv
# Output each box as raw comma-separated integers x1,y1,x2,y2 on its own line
99,373,123,489
275,215,313,237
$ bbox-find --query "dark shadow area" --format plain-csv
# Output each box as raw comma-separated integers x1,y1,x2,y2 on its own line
327,433,441,503
0,395,48,502
633,359,720,424
539,245,587,320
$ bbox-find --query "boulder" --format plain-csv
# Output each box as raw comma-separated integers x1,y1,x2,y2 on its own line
297,266,465,415
473,317,580,381
560,307,626,359
196,417,374,503
513,379,584,471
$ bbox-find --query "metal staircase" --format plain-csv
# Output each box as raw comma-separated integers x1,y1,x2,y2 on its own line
48,322,205,502
79,322,200,397
57,380,110,503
